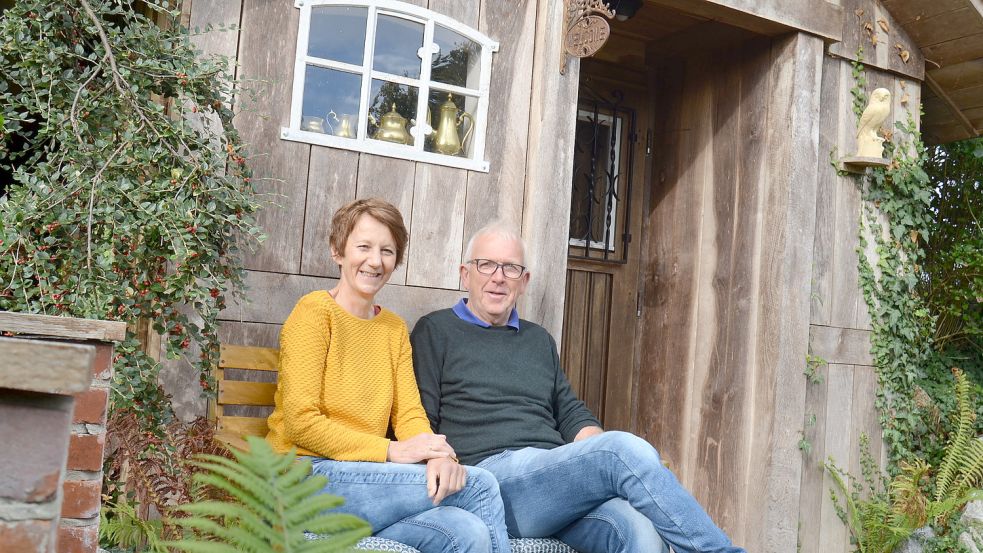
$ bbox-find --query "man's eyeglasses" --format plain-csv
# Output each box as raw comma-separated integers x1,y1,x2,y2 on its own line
467,259,526,279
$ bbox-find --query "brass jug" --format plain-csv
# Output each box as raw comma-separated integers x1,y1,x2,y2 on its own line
433,94,474,156
328,111,356,139
369,104,412,145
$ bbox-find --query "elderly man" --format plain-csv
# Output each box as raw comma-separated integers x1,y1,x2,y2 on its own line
410,223,746,553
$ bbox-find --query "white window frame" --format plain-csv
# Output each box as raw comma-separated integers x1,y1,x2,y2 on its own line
282,0,499,172
568,109,622,251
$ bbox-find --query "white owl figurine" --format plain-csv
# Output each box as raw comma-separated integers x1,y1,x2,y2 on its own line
856,88,892,158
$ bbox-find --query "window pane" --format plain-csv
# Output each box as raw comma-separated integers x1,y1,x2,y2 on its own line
424,91,478,158
302,66,361,139
431,26,480,88
569,113,619,248
373,14,424,79
368,79,419,146
308,6,367,65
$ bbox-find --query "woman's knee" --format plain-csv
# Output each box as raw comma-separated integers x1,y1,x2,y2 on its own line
378,506,492,553
466,466,502,498
437,507,493,552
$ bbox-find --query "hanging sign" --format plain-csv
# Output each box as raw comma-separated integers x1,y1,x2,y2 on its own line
565,15,610,58
561,0,615,74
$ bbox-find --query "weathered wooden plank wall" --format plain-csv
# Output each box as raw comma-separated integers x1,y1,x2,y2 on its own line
164,0,578,421
637,31,826,552
799,29,922,552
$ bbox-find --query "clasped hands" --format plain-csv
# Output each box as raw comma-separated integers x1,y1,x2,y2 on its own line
387,433,465,505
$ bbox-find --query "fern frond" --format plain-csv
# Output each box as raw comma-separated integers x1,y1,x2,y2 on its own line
889,459,930,528
935,367,976,501
165,436,371,553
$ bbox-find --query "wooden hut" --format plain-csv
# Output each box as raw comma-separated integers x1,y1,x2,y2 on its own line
166,1,983,551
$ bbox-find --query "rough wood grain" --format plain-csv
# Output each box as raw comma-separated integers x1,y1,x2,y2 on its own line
520,0,581,336
300,147,359,277
796,358,830,553
829,71,864,331
406,164,467,289
691,41,763,537
585,272,611,421
356,155,417,285
636,55,709,487
828,0,925,80
236,0,310,273
819,364,855,553
811,55,842,326
0,337,95,395
648,0,842,41
848,365,882,494
463,0,537,245
809,325,874,365
749,33,822,553
561,269,589,403
0,312,126,342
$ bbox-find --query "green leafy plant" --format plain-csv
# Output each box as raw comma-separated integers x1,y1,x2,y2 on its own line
100,498,169,553
165,436,372,553
825,369,983,553
0,0,264,426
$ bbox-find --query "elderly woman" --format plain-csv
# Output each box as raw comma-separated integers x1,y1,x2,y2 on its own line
265,198,509,553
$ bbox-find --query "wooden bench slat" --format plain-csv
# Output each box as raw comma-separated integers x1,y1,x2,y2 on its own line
220,380,277,406
219,344,279,371
218,415,269,438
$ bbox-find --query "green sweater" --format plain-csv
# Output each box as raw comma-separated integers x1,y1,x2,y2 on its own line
410,308,601,465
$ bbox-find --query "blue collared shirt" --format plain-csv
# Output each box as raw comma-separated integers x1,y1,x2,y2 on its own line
452,298,520,331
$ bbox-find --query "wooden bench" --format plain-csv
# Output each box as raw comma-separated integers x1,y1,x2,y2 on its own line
215,343,579,553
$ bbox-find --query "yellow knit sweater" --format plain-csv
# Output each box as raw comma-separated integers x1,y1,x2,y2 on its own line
265,291,433,461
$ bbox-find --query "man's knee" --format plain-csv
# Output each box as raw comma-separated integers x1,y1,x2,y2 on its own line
595,431,661,465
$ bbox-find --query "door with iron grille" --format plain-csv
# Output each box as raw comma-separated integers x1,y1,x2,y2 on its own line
561,85,648,431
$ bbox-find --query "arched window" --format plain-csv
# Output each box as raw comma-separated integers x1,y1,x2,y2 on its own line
282,0,499,172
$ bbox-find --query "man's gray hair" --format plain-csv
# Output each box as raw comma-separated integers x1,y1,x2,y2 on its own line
464,221,526,263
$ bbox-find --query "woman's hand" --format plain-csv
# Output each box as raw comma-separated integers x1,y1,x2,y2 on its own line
387,433,456,464
426,457,466,505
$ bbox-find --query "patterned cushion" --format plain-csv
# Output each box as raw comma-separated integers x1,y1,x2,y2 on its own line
307,532,579,552
509,537,579,553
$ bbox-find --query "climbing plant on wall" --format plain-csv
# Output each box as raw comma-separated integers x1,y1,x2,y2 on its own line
0,1,262,433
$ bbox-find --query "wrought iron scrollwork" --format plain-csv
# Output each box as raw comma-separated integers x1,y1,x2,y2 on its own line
568,87,636,263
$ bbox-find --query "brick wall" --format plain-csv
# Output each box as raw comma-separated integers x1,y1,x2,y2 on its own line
0,313,123,553
59,343,113,553
0,391,75,553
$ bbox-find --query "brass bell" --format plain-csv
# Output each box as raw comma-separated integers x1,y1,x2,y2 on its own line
433,94,474,156
369,104,412,145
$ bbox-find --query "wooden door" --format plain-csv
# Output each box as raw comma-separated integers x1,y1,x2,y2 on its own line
560,83,648,431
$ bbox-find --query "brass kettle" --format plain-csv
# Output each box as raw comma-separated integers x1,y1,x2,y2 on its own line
433,94,474,156
369,104,412,145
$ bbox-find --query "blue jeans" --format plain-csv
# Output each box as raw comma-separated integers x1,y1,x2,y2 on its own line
476,431,745,553
310,458,510,553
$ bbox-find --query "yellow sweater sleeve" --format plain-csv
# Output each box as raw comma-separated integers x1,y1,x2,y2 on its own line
390,331,434,440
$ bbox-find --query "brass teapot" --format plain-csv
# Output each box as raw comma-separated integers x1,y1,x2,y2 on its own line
369,104,412,145
433,94,474,156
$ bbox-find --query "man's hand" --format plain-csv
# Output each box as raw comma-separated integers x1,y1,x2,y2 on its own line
426,457,466,505
574,425,604,441
387,433,456,464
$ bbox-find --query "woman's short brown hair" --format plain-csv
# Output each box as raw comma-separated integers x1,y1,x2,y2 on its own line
329,198,409,267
